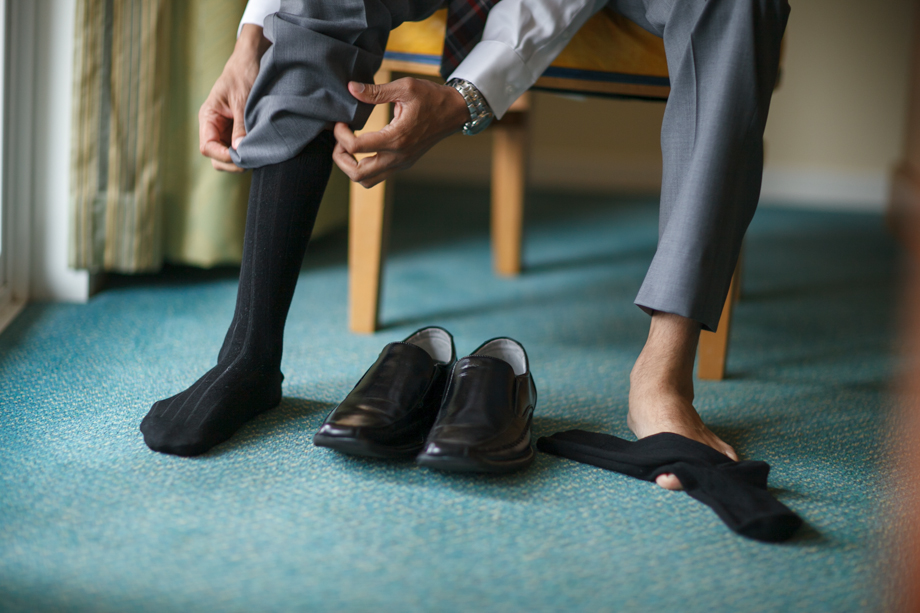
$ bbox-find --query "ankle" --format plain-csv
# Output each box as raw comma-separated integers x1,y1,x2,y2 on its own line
630,311,702,404
217,346,282,372
630,351,694,400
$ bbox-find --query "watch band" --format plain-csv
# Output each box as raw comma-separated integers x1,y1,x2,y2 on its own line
446,78,494,136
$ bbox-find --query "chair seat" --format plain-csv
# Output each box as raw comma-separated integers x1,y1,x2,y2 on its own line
385,9,670,99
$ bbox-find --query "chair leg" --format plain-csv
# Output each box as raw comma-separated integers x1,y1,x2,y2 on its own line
348,69,392,334
490,95,530,277
697,259,742,381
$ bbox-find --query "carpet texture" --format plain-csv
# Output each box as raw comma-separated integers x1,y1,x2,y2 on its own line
0,185,900,612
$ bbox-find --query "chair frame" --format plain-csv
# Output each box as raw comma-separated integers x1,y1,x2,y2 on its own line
347,60,739,381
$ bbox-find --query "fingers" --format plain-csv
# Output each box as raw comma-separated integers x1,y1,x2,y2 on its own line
335,150,395,188
199,103,234,164
334,77,440,187
332,139,398,188
333,122,359,153
334,121,398,156
200,140,232,164
231,104,247,151
198,40,261,173
211,158,245,173
332,139,358,175
351,81,388,103
347,80,404,105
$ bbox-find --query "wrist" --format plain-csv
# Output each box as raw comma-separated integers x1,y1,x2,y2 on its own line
446,78,494,136
235,24,271,60
445,86,470,132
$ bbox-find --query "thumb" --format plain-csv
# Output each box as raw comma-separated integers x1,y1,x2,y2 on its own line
348,81,400,105
231,106,247,150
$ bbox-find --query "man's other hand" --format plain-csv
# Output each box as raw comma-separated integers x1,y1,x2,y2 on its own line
333,78,470,188
198,24,270,173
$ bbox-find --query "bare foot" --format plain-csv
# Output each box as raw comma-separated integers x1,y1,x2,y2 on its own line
628,312,738,490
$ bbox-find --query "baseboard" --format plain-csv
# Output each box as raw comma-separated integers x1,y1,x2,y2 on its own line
760,167,888,213
403,151,889,212
0,298,26,335
889,164,920,244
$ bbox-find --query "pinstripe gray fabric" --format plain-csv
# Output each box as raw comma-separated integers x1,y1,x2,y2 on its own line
230,0,444,169
231,0,789,331
618,0,790,330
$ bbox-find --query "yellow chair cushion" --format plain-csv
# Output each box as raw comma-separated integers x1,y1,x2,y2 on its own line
385,9,670,99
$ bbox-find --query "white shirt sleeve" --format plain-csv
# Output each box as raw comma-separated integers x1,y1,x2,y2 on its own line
238,0,281,37
449,0,608,119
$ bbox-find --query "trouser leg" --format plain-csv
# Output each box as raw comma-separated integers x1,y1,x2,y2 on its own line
608,0,790,331
232,0,444,169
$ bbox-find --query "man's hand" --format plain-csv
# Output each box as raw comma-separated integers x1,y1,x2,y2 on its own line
333,78,470,188
198,24,270,173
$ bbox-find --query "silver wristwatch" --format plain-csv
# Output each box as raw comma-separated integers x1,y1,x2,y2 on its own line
446,78,494,136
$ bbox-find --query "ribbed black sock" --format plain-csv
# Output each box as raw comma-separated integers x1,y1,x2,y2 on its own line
140,133,334,456
537,430,802,542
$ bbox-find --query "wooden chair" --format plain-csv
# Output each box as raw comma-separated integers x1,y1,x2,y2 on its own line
349,8,739,380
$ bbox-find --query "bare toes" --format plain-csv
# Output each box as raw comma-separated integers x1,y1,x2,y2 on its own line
716,442,739,461
655,473,684,490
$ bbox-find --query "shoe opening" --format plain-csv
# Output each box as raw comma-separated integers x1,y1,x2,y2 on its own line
474,338,527,376
406,328,453,364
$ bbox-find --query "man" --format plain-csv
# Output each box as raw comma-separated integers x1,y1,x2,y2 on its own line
143,0,789,491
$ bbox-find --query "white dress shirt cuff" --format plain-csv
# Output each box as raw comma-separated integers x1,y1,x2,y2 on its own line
449,41,532,120
238,0,281,37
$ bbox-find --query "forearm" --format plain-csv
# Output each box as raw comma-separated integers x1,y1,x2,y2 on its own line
234,23,271,64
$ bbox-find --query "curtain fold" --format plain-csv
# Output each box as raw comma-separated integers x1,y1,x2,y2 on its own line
161,0,251,268
71,0,170,272
70,0,349,274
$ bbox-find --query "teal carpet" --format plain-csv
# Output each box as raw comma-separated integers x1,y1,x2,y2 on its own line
0,185,900,612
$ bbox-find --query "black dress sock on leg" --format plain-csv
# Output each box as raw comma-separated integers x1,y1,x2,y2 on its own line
140,132,335,456
537,430,802,542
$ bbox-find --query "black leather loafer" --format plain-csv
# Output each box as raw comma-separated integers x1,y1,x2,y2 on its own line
416,337,537,473
313,327,456,458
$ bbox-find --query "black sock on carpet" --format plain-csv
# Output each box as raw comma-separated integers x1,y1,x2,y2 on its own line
536,430,802,542
140,133,335,456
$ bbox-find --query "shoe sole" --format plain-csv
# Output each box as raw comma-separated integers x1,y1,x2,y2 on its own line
416,446,535,474
313,433,423,459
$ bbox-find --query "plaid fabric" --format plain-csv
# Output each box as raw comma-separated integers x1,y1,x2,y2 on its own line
440,0,501,78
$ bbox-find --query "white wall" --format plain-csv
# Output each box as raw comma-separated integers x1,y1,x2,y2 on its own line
28,0,89,302
760,0,915,210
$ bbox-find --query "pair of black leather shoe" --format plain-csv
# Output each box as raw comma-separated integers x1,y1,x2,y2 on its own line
313,327,537,473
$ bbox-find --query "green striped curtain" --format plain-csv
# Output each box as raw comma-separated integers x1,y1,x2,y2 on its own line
70,0,170,272
160,0,251,268
70,0,349,273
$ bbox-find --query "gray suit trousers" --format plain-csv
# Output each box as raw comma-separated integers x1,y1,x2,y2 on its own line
231,0,790,332
615,0,790,331
230,0,443,170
